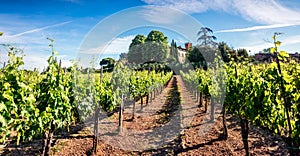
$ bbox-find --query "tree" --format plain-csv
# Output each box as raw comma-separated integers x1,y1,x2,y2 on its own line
119,53,127,60
170,39,179,62
145,30,168,44
235,48,249,62
100,57,115,72
128,31,170,64
127,34,146,64
186,46,209,69
129,34,146,48
259,47,271,53
197,27,217,47
218,42,233,63
237,49,249,58
142,42,169,63
142,30,169,63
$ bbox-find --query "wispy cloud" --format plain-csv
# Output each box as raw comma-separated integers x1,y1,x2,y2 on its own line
8,21,72,38
81,35,135,54
141,6,185,24
240,43,272,54
23,54,73,71
216,23,298,33
0,16,81,70
104,35,135,54
282,35,300,46
142,0,209,13
142,0,300,25
234,33,300,53
232,0,300,24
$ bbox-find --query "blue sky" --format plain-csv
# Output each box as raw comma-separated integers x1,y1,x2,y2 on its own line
1,0,300,69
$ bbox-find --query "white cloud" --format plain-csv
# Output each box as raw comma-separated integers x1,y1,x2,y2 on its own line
142,0,300,25
232,0,300,24
282,35,300,46
81,35,135,54
8,21,72,38
239,43,272,54
140,6,186,24
216,23,298,33
235,34,300,54
104,35,135,54
143,0,209,13
0,48,73,71
0,20,74,47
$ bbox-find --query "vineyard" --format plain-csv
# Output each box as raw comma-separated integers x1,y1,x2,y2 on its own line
180,34,300,155
0,43,174,155
181,58,300,155
0,35,300,156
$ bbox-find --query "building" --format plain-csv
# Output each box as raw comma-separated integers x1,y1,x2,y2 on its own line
254,53,274,62
176,42,192,63
289,52,300,62
254,52,300,62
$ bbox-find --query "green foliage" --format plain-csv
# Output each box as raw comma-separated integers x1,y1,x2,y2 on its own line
100,57,115,72
186,45,220,69
94,72,117,112
225,60,300,143
0,40,75,150
145,30,168,44
0,34,174,149
217,42,232,63
1,29,299,150
128,69,172,100
129,34,146,48
119,53,127,60
197,27,217,47
236,49,249,60
110,62,131,104
0,46,40,144
128,34,146,64
180,56,226,102
127,30,170,64
142,42,169,63
259,47,272,54
181,69,211,97
170,39,179,62
182,38,300,146
100,57,115,66
75,62,173,116
186,46,207,69
36,48,73,138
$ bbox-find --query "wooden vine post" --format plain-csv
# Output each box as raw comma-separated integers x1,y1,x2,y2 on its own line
199,92,203,107
221,65,227,139
92,66,103,155
235,65,249,156
119,94,124,134
272,33,292,141
132,97,136,120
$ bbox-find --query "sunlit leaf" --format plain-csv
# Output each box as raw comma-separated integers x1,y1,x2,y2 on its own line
275,41,281,47
279,51,290,58
0,102,7,112
270,47,275,54
0,114,7,126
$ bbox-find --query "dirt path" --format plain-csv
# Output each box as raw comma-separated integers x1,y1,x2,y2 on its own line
1,75,290,156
